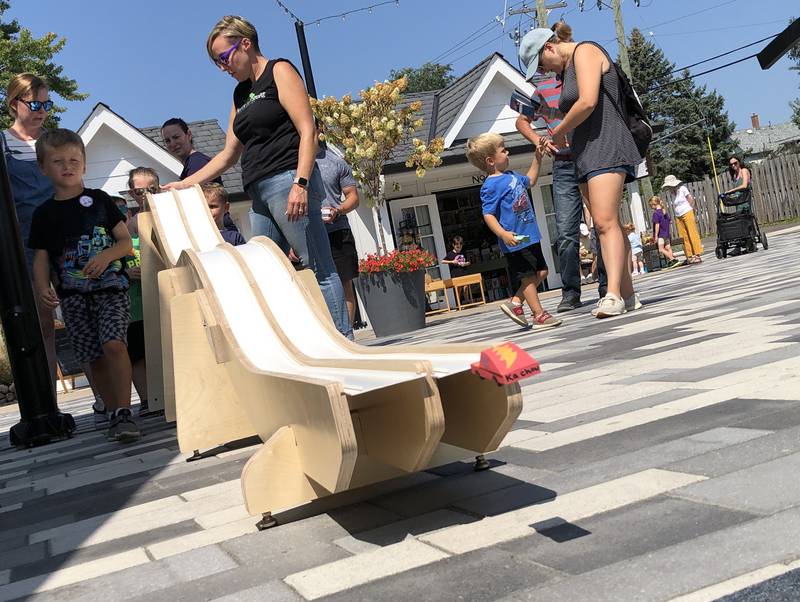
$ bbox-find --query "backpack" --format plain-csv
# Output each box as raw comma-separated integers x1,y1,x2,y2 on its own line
608,62,653,159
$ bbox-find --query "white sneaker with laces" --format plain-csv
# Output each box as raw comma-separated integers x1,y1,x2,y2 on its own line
595,293,626,318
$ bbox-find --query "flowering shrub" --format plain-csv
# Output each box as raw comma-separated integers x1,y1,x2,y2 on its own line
311,78,445,254
359,248,436,274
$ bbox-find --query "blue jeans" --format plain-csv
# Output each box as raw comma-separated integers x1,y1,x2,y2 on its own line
247,167,352,339
552,159,583,299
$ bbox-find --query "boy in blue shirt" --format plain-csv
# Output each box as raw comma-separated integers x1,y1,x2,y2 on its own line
467,132,561,329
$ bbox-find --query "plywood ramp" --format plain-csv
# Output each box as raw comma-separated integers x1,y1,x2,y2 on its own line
138,185,528,519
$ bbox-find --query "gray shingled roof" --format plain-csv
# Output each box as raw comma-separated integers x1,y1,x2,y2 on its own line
732,121,800,157
385,53,517,172
140,120,244,196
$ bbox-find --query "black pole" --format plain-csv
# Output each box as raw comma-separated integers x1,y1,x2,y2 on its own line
0,151,75,448
294,20,318,99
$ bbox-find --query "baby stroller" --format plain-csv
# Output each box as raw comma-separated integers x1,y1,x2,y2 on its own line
714,188,768,259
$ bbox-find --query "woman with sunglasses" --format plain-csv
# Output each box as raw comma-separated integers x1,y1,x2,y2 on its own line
519,29,640,319
725,156,751,195
2,73,59,387
164,15,351,339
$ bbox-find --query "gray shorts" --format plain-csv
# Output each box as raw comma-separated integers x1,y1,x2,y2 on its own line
61,290,130,363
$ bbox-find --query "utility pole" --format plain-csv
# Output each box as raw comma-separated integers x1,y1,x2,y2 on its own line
612,0,632,79
536,0,548,28
609,0,652,228
508,1,566,29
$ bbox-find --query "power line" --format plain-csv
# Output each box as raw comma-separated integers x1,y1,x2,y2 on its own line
669,33,779,74
646,52,758,94
307,0,400,27
429,0,530,64
450,31,508,65
649,19,787,38
641,0,740,30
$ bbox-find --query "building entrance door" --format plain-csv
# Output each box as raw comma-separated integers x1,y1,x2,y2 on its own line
389,195,446,280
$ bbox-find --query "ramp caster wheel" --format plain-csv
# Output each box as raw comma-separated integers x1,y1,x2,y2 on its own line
256,512,278,531
474,455,490,471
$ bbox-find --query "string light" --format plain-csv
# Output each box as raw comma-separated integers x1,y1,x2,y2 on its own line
273,0,302,23
307,0,399,27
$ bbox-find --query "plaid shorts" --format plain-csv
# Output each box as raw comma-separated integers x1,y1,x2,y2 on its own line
61,290,130,363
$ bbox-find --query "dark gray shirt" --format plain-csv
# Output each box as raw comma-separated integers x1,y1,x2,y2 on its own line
559,41,640,179
315,146,357,233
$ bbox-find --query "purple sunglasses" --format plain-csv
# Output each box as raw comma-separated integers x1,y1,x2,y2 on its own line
214,38,241,67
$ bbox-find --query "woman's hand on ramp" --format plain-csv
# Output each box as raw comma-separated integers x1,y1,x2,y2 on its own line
161,181,190,191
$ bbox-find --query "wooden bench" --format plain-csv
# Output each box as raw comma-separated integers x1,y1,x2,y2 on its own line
449,274,487,310
139,186,524,526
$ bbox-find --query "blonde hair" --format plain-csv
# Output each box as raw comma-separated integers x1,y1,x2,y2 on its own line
551,21,573,43
35,128,84,163
466,132,504,173
6,73,48,117
622,222,635,233
207,15,260,61
202,182,229,205
648,195,662,208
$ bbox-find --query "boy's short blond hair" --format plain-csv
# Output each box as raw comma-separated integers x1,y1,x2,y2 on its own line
466,132,504,173
622,222,635,233
35,128,85,164
202,182,229,205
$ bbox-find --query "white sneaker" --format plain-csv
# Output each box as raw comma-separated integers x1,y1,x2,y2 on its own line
591,297,603,316
595,293,626,318
625,293,642,311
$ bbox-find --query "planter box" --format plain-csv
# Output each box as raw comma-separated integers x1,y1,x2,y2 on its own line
356,270,426,337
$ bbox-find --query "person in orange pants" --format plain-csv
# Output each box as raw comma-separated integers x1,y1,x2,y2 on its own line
661,175,704,264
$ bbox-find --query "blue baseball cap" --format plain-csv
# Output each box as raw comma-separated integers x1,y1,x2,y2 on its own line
519,28,555,81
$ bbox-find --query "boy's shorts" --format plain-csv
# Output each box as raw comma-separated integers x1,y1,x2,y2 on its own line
61,290,130,364
506,242,548,291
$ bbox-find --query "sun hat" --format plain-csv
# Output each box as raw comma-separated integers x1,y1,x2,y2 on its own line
519,28,557,81
661,174,681,189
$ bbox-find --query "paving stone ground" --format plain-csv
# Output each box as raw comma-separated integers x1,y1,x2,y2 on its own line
1,227,799,601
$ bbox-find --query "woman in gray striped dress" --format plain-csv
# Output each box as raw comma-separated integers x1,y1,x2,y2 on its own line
521,30,640,318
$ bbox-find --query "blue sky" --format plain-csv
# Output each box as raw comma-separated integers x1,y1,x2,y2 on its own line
7,0,798,134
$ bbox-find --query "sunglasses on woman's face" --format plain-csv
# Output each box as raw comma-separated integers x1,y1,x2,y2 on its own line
730,161,738,167
17,98,54,112
214,38,241,68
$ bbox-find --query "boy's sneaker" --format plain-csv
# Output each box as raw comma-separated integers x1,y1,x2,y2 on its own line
595,293,626,318
93,401,109,428
556,295,582,313
107,409,140,443
500,301,528,327
532,311,562,329
625,293,642,312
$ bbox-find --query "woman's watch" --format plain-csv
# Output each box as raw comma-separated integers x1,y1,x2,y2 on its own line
293,176,308,189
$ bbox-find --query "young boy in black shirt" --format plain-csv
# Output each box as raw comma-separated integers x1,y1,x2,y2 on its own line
28,129,139,442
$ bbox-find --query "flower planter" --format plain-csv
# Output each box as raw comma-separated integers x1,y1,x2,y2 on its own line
357,269,426,337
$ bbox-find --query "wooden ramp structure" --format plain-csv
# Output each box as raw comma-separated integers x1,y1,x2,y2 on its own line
139,185,524,524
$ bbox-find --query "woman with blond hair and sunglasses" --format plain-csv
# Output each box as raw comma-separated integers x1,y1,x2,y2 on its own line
2,73,59,387
164,15,351,339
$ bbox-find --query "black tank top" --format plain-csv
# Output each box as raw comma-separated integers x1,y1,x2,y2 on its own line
233,58,301,189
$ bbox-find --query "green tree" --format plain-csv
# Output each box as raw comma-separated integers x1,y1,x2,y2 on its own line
0,0,87,129
388,62,454,93
789,18,800,128
628,28,739,185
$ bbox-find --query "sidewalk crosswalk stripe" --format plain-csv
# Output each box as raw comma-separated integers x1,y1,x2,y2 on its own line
668,559,800,602
421,469,704,554
282,469,703,599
